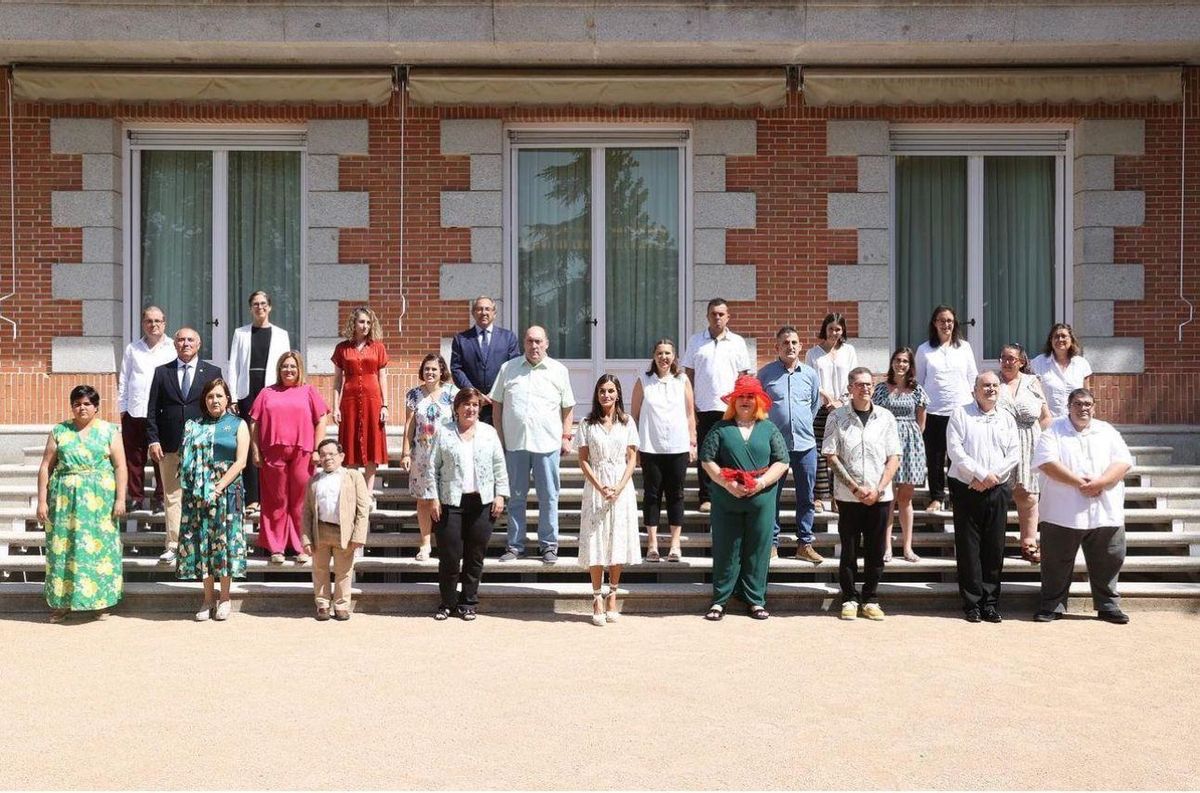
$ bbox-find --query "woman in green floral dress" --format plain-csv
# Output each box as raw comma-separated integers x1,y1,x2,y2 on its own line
36,384,128,623
177,378,250,621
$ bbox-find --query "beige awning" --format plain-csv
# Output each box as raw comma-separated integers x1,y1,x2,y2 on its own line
11,67,396,105
802,67,1182,107
407,68,788,108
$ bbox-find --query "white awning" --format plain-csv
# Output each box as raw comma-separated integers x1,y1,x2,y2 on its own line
407,68,788,108
11,67,396,105
802,67,1182,107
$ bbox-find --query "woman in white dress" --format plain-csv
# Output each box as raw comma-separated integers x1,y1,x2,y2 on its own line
1031,323,1093,419
998,343,1052,563
576,374,640,626
805,313,857,512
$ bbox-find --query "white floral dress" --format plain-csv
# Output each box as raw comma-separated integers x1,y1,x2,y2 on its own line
575,417,641,568
406,385,458,496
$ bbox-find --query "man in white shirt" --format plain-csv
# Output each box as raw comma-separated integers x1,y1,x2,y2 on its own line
682,298,753,512
946,371,1019,623
490,325,575,564
302,439,371,621
117,306,175,510
1031,388,1133,624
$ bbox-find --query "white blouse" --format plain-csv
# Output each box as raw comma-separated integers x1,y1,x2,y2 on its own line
636,372,691,455
915,340,979,416
1031,354,1093,419
805,342,858,402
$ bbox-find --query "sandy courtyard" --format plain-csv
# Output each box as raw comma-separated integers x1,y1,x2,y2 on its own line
1,609,1197,790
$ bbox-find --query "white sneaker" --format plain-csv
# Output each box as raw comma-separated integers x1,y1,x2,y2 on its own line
840,601,859,620
159,548,177,564
213,601,232,621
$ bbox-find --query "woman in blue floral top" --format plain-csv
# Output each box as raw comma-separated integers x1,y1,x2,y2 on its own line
402,354,458,560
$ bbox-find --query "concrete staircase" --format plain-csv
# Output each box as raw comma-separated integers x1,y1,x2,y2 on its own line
2,437,1199,616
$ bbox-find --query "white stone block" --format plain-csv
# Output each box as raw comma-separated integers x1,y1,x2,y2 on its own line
470,154,503,191
307,120,369,156
81,300,122,337
441,191,502,228
440,262,502,300
306,300,342,337
694,228,726,264
1076,119,1145,157
308,191,369,229
828,265,889,301
82,154,121,192
440,119,503,155
52,336,120,373
1083,337,1144,374
1073,226,1114,265
51,263,120,300
1076,264,1144,301
440,336,455,366
50,119,120,155
471,227,503,264
693,120,757,156
307,264,369,300
306,155,340,192
1079,190,1144,228
858,228,889,264
308,228,340,263
857,301,891,338
1073,155,1114,193
828,192,888,230
694,265,756,301
854,338,892,376
857,156,890,193
826,121,889,157
51,191,120,228
694,192,756,229
305,338,341,375
1073,300,1115,337
693,156,726,192
82,227,122,264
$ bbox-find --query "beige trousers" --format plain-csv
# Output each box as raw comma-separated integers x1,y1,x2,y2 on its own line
158,451,182,549
312,523,357,611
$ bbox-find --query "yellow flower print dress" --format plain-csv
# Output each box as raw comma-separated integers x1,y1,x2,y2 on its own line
44,420,122,611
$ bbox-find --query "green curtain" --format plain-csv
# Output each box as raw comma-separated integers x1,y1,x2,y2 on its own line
517,149,592,358
605,148,679,360
894,156,968,351
227,151,302,336
983,156,1055,357
140,150,214,352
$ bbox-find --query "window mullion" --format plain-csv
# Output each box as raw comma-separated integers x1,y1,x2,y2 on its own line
211,149,230,364
967,156,985,361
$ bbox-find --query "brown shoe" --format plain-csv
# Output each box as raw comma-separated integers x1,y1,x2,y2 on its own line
333,610,350,621
795,544,825,565
315,607,331,621
698,502,712,514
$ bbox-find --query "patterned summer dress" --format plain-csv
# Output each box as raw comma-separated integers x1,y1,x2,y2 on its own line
871,382,930,485
406,384,458,496
998,373,1046,494
44,419,122,611
177,412,247,580
575,417,641,568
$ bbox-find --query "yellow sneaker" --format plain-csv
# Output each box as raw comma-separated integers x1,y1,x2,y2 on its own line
861,603,886,621
839,601,858,620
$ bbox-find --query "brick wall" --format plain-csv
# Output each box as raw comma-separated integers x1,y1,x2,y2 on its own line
1,72,1198,424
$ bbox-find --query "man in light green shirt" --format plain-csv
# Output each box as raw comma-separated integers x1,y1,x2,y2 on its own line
490,326,575,564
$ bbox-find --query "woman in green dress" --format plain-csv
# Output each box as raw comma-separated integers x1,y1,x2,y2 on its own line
178,378,250,621
36,384,128,623
699,375,790,621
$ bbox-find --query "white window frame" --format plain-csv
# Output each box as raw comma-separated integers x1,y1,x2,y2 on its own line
122,124,308,368
503,123,692,378
888,124,1075,365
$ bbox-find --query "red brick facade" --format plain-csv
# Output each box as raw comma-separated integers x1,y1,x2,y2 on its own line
1,71,1197,425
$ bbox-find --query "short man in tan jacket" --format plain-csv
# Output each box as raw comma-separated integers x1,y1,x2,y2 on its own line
302,439,372,621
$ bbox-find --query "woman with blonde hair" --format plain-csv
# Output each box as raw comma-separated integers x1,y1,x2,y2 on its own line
333,307,389,496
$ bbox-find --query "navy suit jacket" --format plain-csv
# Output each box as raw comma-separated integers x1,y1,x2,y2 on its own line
145,358,223,453
450,325,520,394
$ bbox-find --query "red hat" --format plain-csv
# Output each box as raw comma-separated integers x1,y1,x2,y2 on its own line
721,374,773,412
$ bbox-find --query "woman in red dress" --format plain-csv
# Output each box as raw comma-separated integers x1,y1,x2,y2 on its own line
332,307,389,496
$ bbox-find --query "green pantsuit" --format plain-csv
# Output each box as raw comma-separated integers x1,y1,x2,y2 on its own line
700,420,789,607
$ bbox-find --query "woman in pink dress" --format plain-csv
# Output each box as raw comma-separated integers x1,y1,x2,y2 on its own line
332,307,389,495
250,351,330,564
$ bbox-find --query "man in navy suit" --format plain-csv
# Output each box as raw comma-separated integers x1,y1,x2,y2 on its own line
450,295,520,425
145,327,223,564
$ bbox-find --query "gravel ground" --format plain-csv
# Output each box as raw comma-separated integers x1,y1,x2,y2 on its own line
1,609,1197,790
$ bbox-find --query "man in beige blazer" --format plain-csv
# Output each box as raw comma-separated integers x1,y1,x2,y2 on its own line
302,439,372,621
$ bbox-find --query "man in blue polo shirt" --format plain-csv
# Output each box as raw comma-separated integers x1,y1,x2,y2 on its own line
758,325,824,564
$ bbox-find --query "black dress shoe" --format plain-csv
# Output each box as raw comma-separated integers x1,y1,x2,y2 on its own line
1097,608,1130,624
1033,610,1061,622
964,608,982,623
981,607,1003,623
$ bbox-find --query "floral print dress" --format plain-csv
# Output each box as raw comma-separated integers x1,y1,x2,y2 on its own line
406,384,457,496
177,413,247,580
44,420,122,611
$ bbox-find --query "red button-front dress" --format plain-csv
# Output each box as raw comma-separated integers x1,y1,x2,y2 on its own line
332,339,390,466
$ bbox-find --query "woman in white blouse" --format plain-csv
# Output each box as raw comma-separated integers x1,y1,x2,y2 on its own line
914,305,978,513
805,313,857,512
1031,323,1093,419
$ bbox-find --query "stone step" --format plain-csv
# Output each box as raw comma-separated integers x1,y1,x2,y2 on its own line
2,579,1198,615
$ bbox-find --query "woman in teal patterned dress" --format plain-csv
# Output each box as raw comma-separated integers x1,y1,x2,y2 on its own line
177,378,250,621
36,385,128,623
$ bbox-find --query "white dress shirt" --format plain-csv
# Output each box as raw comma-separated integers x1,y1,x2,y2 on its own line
117,336,177,416
946,402,1019,485
1031,354,1093,419
315,469,344,524
915,340,979,416
1032,417,1132,529
681,328,752,412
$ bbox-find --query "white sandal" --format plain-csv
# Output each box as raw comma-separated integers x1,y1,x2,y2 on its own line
605,585,620,623
591,590,606,626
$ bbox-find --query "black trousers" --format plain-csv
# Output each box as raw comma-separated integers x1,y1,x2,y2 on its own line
923,413,951,502
695,411,724,505
835,500,891,604
238,394,261,505
435,493,495,608
813,406,832,500
642,452,688,529
949,478,1009,612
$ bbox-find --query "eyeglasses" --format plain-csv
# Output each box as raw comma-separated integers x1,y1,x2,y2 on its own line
999,356,1020,364
849,381,873,389
1070,401,1096,409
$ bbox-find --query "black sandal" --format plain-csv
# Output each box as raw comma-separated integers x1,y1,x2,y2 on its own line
704,604,725,621
749,605,770,620
433,606,451,621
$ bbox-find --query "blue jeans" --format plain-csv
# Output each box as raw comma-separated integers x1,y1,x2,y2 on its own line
505,449,561,554
772,447,817,547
